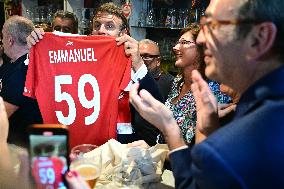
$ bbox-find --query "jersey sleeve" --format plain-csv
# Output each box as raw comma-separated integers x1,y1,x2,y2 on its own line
24,47,37,98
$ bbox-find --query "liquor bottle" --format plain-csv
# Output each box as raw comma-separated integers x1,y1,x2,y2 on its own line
165,8,176,28
79,8,91,35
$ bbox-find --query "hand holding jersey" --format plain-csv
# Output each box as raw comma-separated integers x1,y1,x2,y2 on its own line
24,33,131,148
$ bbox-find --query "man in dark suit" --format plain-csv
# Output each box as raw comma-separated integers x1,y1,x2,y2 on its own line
129,0,284,188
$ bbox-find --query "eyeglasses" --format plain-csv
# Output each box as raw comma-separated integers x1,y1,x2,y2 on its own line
175,40,195,47
200,16,260,33
140,54,160,61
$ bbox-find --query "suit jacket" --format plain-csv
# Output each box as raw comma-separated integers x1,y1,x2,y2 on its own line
130,72,164,146
118,72,163,146
150,69,174,102
170,65,284,189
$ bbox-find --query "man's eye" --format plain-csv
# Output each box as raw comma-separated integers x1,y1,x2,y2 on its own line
62,27,71,33
105,24,115,29
93,23,101,29
53,26,61,31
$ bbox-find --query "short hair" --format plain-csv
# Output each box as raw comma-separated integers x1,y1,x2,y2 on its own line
139,39,160,55
5,15,34,46
52,10,78,33
236,0,284,61
180,23,206,79
93,2,128,31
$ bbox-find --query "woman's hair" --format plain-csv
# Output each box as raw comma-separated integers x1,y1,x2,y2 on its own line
179,23,206,79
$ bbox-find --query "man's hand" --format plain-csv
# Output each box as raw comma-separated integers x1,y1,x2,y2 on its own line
191,70,220,143
116,34,143,72
65,171,91,189
129,83,185,150
26,28,45,48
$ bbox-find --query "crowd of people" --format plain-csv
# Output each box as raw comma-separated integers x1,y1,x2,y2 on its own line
1,0,284,188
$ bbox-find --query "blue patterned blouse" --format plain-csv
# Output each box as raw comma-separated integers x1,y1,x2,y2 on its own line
165,76,232,144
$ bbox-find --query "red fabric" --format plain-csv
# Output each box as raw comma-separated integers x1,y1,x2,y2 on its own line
117,92,131,124
32,157,66,189
24,33,131,148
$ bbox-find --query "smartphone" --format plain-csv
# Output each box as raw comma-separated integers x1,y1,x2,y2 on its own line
28,124,69,189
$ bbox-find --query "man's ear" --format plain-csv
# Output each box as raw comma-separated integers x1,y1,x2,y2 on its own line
156,57,161,66
247,22,277,60
7,35,14,47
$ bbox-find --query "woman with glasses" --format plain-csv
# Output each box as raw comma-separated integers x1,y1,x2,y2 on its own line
129,24,237,149
165,23,233,145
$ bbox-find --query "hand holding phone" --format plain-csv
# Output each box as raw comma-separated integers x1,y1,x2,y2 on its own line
28,124,69,189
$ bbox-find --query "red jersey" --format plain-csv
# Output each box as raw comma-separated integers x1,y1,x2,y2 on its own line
24,33,131,148
32,157,66,189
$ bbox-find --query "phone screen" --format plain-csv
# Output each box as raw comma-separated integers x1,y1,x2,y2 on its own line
29,129,68,189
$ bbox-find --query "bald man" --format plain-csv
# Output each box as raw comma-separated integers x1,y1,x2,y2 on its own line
139,39,174,101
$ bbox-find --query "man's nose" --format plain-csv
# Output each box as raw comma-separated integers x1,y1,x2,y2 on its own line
98,25,107,35
196,30,205,45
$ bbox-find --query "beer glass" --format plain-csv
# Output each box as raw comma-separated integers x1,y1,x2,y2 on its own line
70,158,101,188
70,144,97,161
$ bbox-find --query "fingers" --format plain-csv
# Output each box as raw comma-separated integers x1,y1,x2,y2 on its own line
129,83,140,105
65,171,90,189
218,104,236,118
26,28,45,48
115,34,139,56
139,89,160,108
115,33,136,46
116,34,143,71
192,70,217,110
218,103,231,110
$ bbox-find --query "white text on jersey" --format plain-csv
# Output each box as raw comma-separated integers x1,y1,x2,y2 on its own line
49,48,98,64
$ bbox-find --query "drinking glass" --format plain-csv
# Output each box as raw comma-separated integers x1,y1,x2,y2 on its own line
70,144,97,162
70,158,101,188
137,10,146,27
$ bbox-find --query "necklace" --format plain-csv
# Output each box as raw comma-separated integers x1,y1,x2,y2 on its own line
178,80,185,94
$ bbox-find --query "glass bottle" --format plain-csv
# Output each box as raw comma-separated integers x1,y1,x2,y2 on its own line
146,8,155,27
165,8,176,28
79,8,91,35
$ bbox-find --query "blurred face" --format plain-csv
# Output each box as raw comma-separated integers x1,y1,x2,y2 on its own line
92,12,125,37
52,17,76,33
173,31,198,69
139,43,160,72
197,0,246,85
